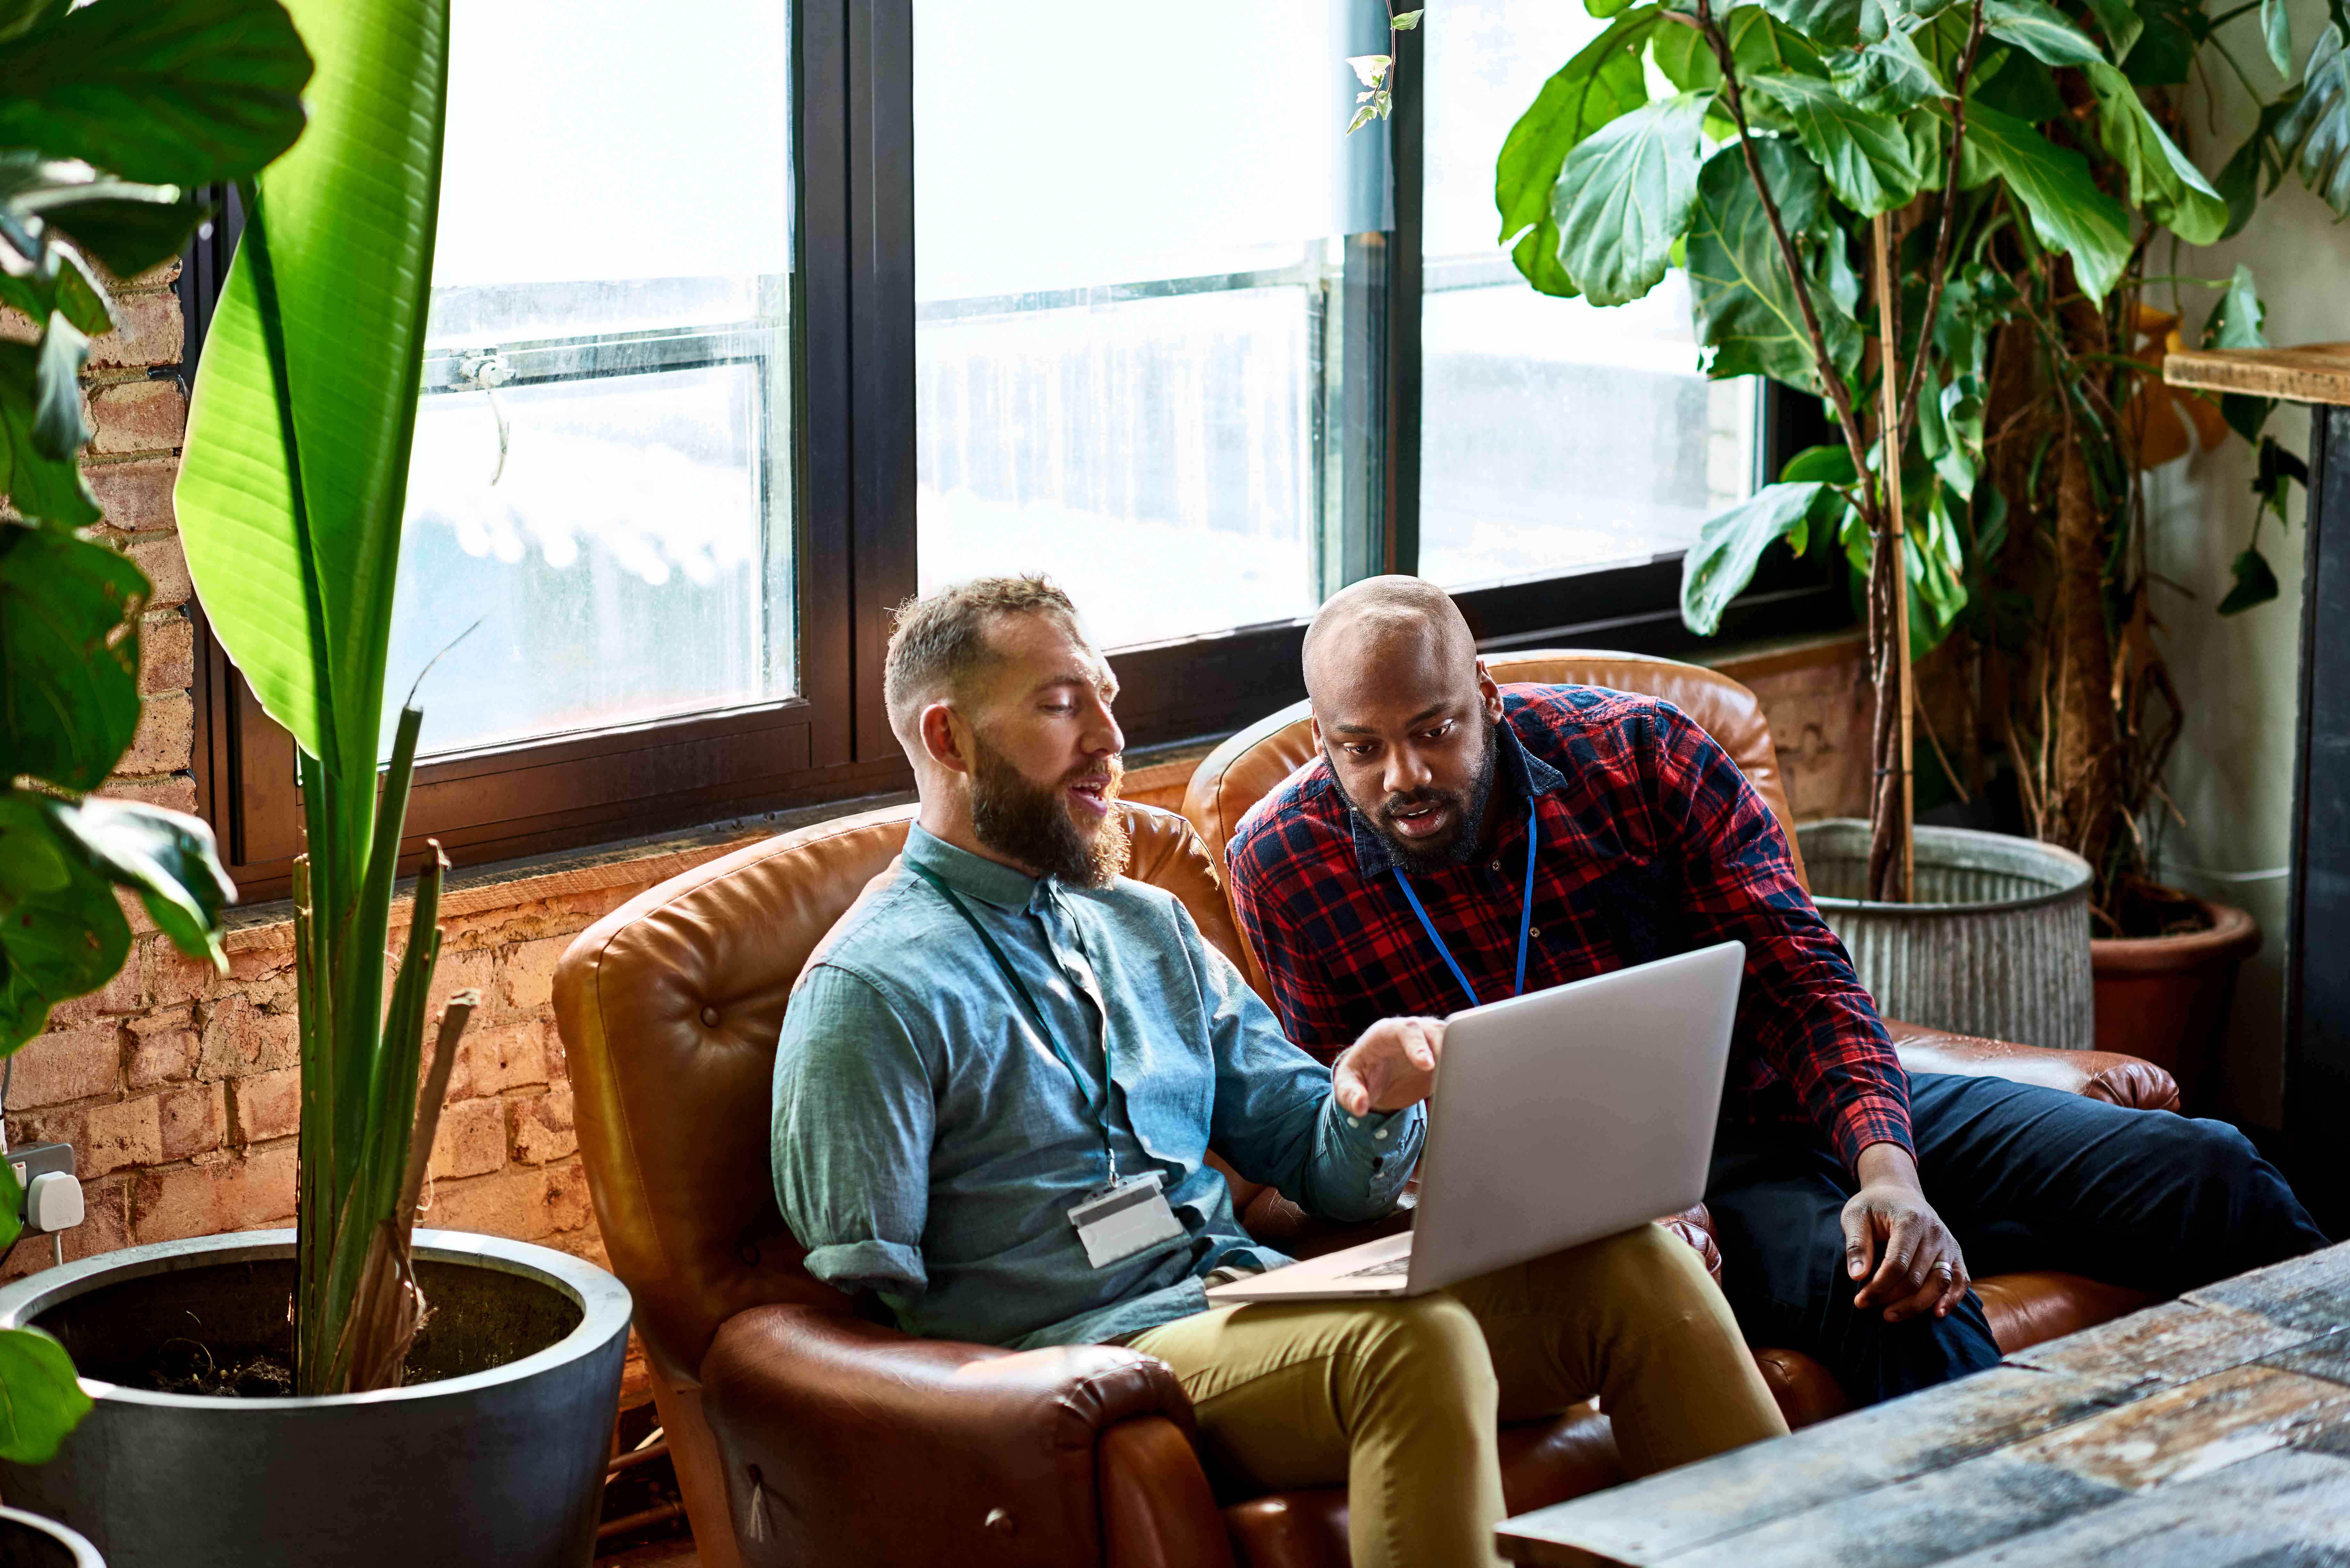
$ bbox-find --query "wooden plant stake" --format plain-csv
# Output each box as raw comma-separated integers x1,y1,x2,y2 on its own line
1872,211,1916,902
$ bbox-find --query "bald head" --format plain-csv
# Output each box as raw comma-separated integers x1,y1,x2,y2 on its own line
1304,577,1504,872
1303,575,1479,713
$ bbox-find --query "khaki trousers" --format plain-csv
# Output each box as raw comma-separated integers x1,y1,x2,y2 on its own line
1124,1224,1786,1568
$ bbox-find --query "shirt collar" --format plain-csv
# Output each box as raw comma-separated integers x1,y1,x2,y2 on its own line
903,823,1053,912
1346,710,1568,880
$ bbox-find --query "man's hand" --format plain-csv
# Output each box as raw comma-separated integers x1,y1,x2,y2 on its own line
1842,1143,1969,1323
1331,1017,1445,1117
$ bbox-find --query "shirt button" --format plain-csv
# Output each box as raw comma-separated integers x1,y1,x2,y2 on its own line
1347,1116,1361,1127
1490,861,1501,872
1530,927,1541,939
1374,1128,1389,1141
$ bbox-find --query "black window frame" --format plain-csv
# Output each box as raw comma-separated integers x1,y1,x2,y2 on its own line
184,1,1846,903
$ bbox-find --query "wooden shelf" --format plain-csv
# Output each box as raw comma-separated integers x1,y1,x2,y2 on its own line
2163,343,2350,406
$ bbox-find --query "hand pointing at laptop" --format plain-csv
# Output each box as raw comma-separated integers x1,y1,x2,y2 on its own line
1332,1016,1447,1116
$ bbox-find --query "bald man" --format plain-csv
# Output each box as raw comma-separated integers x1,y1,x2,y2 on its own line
1225,576,2325,1406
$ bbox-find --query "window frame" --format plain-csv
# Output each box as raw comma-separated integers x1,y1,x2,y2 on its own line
185,0,1846,903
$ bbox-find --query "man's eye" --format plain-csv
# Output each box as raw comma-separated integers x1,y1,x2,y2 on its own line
1422,722,1454,741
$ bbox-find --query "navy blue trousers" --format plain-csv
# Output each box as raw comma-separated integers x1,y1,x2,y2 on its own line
1703,1072,2330,1406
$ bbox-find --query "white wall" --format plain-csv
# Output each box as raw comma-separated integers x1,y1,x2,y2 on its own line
2145,0,2350,1132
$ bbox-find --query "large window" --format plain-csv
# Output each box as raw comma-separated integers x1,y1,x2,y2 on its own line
1418,0,1757,592
188,0,1839,897
391,0,797,759
911,0,1395,650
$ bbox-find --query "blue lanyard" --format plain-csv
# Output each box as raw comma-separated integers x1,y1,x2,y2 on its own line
912,864,1118,1177
1392,799,1540,1011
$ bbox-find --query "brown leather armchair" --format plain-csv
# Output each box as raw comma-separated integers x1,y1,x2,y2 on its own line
1180,648,2172,1431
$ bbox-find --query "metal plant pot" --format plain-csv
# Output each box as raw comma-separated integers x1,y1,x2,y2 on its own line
0,1507,103,1567
0,1229,630,1568
1797,820,2096,1052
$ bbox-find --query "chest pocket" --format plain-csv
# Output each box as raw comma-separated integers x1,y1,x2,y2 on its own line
1576,858,1689,971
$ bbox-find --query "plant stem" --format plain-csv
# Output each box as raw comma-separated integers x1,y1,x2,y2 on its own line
1897,0,1989,455
1696,0,1879,507
1872,212,1916,903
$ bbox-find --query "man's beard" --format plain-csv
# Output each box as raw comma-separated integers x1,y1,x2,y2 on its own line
970,735,1129,888
1338,715,1500,876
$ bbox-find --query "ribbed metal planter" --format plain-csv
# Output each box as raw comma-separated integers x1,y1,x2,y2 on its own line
1798,819,2096,1052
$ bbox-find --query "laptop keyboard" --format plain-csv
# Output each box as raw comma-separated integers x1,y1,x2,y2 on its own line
1339,1255,1412,1280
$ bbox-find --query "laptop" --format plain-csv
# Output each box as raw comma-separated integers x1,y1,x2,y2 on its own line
1206,940,1746,1302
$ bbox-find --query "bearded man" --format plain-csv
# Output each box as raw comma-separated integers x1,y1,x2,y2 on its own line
771,576,1787,1568
1223,575,2327,1407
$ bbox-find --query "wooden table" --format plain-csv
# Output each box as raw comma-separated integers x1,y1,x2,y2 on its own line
1499,1241,2350,1567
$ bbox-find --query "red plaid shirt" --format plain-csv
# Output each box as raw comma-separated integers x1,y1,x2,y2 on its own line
1224,684,1911,1170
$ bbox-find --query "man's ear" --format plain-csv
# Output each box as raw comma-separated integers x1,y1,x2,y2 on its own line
1474,658,1504,724
920,702,972,775
1308,714,1323,753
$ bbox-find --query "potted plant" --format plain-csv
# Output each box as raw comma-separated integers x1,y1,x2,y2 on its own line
0,1,631,1562
1486,0,2338,1065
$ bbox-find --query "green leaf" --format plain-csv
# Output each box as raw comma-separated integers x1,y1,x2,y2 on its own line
2123,0,2196,84
1950,99,2134,300
1984,0,2107,65
0,528,146,790
0,1328,89,1464
1828,27,1948,112
27,315,89,460
1782,442,1859,482
0,794,68,897
2279,24,2350,218
177,0,452,830
1686,138,1866,393
1971,45,2066,118
2084,61,2227,243
1750,71,1927,214
1496,7,1659,245
2079,0,2144,61
2208,263,2274,441
1683,482,1830,635
1547,90,1711,306
1511,214,1579,297
0,840,130,1053
0,231,111,338
1766,0,1869,49
2219,546,2281,614
44,798,234,969
2263,0,2295,77
0,0,312,186
0,340,97,528
36,189,212,281
2210,262,2268,349
1391,9,1425,28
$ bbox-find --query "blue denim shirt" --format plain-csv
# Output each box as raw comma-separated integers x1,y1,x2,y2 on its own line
772,824,1424,1350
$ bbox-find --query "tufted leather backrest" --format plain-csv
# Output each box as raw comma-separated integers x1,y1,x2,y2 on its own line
1181,648,1808,896
556,799,1248,1386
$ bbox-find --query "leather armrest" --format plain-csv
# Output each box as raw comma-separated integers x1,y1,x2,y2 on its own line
1888,1019,2181,1113
701,1304,1208,1566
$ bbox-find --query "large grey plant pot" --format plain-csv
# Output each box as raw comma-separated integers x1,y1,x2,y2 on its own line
1798,820,2096,1052
0,1228,630,1568
0,1507,103,1567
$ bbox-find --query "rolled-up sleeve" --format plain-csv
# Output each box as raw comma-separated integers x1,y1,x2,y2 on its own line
772,964,936,1304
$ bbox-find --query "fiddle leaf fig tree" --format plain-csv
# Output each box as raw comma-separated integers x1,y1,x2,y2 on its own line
0,0,308,1460
1497,0,2344,912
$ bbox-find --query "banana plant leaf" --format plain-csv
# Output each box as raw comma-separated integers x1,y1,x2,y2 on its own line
176,0,446,855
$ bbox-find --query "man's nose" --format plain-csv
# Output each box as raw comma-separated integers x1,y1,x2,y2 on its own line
1083,692,1123,759
1382,746,1432,798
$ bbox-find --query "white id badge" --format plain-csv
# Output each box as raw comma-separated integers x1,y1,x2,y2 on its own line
1067,1172,1184,1269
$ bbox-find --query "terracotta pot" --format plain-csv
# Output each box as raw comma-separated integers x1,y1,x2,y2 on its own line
2090,897,2260,1111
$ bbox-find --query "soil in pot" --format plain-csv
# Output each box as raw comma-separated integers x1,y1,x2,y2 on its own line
47,1256,583,1395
